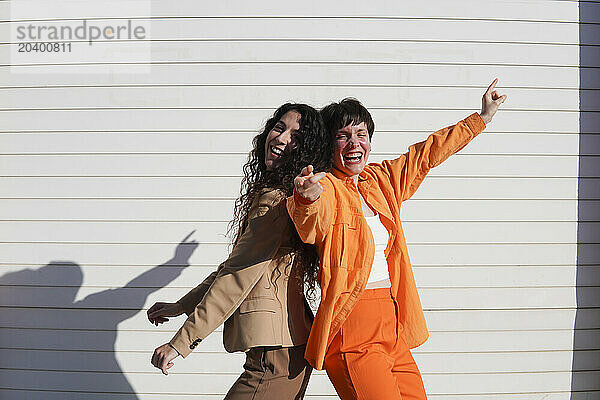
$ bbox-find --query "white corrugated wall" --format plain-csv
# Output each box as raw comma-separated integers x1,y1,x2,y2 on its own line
1,0,596,398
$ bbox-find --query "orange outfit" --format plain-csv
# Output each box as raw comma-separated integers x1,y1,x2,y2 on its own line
325,288,427,400
286,113,486,370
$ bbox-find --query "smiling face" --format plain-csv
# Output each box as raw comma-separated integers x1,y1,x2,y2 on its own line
332,121,371,180
264,110,301,171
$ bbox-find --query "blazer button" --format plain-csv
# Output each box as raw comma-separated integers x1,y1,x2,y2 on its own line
189,344,195,350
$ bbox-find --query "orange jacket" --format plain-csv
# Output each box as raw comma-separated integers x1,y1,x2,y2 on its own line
287,113,486,370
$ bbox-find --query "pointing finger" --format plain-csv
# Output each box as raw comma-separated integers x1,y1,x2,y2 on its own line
308,172,326,184
486,78,498,95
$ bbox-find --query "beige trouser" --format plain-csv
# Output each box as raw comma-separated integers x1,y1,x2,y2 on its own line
225,344,312,400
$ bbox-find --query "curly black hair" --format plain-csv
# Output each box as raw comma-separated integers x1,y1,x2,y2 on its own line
227,103,332,302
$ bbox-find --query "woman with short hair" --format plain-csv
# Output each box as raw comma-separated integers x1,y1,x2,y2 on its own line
289,80,507,399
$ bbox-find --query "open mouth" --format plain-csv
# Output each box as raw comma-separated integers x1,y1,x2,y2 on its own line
343,152,363,164
270,146,285,157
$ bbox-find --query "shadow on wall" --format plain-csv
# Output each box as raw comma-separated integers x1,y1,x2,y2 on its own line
572,2,600,398
0,232,197,399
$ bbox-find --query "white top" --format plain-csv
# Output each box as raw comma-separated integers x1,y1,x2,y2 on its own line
364,213,391,284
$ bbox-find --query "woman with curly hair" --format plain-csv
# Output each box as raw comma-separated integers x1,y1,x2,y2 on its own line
148,103,331,399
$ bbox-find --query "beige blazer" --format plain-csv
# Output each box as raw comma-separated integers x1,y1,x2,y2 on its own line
169,190,313,358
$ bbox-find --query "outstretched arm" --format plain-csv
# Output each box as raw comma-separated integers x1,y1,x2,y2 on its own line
147,270,218,326
164,191,289,359
376,79,507,201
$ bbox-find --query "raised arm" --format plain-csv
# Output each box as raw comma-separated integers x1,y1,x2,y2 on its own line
376,79,507,201
147,270,217,326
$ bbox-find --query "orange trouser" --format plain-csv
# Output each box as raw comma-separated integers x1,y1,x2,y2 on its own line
324,288,427,400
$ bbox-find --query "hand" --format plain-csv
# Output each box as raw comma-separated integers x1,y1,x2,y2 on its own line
479,78,507,125
147,302,184,326
151,343,180,375
294,165,326,202
173,230,199,260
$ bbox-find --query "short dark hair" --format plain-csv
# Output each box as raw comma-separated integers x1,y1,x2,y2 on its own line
320,98,375,139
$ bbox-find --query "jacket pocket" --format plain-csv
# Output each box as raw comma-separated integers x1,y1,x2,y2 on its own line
331,210,360,270
333,208,359,228
239,298,278,314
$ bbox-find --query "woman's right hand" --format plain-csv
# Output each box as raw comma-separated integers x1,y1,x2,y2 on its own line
147,302,184,326
479,78,507,125
294,165,326,202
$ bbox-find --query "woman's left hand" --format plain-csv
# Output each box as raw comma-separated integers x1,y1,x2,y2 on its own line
480,78,507,125
151,343,180,375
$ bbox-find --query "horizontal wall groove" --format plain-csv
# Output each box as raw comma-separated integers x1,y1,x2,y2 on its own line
0,263,584,268
1,347,595,355
0,388,594,397
0,106,583,112
0,130,585,135
0,284,592,290
0,368,240,376
0,388,581,398
0,152,584,156
0,84,588,90
1,305,593,311
0,347,596,356
0,387,224,396
1,326,595,334
0,197,585,201
0,38,592,47
0,174,584,180
0,219,584,223
0,15,594,24
0,13,600,25
0,391,588,399
0,347,224,354
0,366,594,376
0,241,587,245
2,61,588,68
